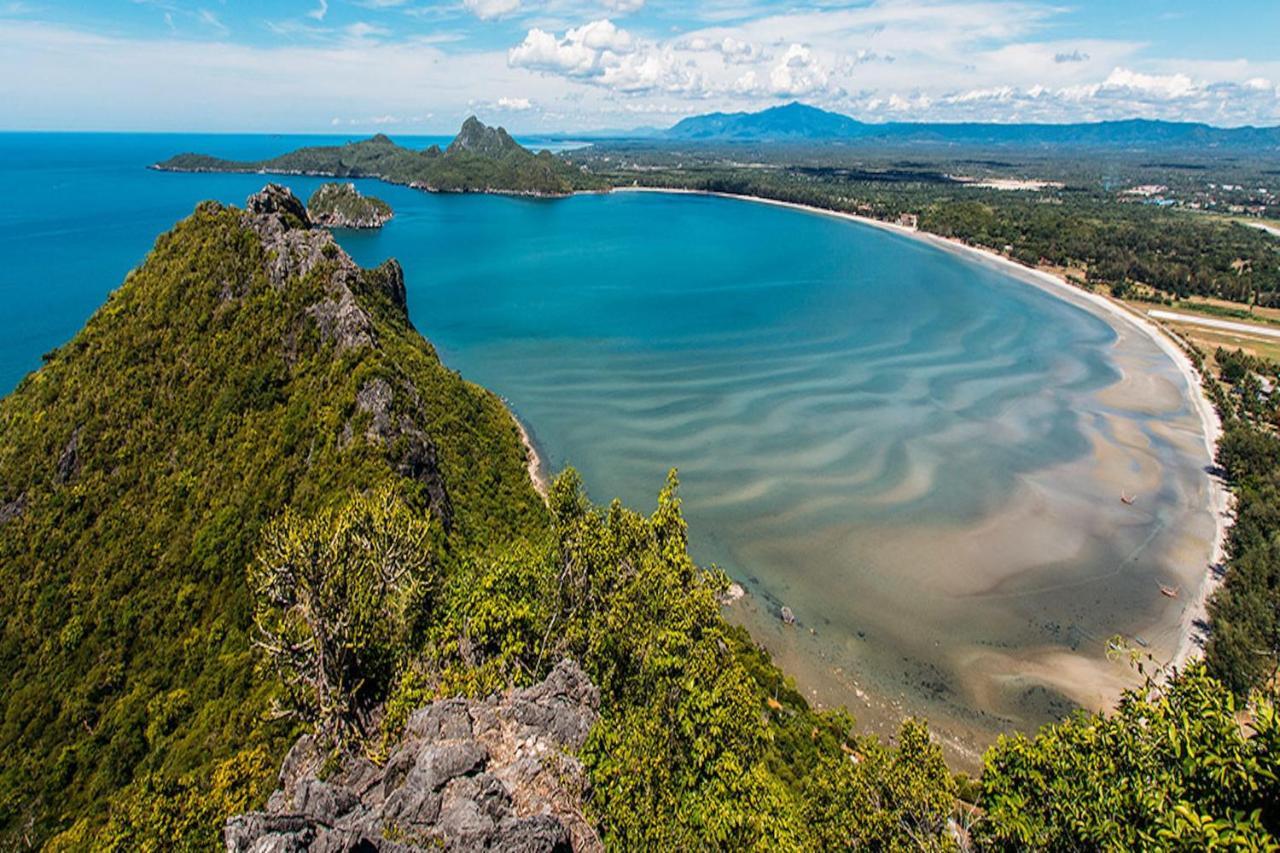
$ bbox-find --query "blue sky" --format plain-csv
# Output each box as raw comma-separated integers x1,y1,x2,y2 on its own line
2,0,1278,132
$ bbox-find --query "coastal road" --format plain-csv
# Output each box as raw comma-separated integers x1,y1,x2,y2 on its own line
1148,309,1280,339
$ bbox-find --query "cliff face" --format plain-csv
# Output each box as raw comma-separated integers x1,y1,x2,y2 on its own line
226,660,602,852
0,184,544,846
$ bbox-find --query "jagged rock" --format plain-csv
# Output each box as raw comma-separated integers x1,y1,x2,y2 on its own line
225,660,602,853
0,492,25,524
350,376,453,528
247,183,311,228
446,117,523,158
372,259,407,311
56,429,80,484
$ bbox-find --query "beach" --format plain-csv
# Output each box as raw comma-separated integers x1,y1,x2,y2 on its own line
510,405,551,499
616,186,1231,705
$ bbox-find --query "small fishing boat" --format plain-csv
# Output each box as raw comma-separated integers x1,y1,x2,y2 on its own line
1160,584,1180,598
1120,492,1136,505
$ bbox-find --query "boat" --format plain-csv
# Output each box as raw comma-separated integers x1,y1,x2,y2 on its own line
1160,584,1180,598
1120,492,1136,505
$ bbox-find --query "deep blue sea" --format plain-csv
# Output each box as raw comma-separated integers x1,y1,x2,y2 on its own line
0,133,1215,753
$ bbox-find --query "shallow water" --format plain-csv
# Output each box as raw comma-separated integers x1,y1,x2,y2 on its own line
0,135,1214,761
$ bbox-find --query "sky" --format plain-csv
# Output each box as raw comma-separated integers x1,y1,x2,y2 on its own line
1,0,1279,133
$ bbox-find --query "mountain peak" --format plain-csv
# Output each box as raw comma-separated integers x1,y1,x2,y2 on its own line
446,116,522,157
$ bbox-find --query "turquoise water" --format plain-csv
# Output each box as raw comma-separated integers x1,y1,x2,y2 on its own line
0,135,1214,754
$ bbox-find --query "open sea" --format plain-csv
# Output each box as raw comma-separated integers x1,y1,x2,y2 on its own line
0,133,1215,759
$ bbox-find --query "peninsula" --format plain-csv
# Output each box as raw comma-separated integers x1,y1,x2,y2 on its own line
153,117,603,196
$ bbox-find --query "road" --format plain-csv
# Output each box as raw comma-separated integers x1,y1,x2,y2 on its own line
1148,309,1280,340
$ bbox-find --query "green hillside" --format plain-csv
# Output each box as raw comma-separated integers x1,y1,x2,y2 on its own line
155,117,601,196
0,185,545,844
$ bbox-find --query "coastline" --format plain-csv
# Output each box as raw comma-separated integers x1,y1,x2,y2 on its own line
508,404,550,500
615,185,1231,674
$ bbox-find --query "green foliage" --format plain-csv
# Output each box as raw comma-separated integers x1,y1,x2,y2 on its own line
158,121,603,195
802,719,956,851
0,196,543,846
376,468,957,849
977,662,1280,849
1207,422,1280,695
250,485,434,747
306,182,392,226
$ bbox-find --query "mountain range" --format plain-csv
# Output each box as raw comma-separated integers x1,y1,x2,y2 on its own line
154,117,602,195
663,101,1280,148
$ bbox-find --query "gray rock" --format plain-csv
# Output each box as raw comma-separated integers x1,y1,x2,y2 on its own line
0,491,26,524
225,660,602,852
56,428,80,484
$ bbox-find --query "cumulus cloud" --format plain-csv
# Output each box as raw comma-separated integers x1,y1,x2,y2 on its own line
509,19,704,94
768,44,830,97
498,96,533,110
1054,49,1088,63
1097,66,1197,100
464,0,519,21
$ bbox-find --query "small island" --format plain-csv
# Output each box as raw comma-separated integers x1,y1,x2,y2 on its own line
306,182,392,229
153,116,601,197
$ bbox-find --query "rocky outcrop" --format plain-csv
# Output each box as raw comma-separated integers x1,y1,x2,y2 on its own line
446,117,523,158
351,375,452,529
307,182,394,229
243,185,451,524
225,660,602,852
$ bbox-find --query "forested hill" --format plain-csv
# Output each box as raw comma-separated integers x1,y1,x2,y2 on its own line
0,185,545,845
667,101,1280,148
154,117,601,195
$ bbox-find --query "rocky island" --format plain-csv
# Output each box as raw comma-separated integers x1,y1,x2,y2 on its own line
153,117,601,197
307,182,393,229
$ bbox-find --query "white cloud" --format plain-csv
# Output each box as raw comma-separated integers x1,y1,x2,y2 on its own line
307,0,328,22
509,19,703,94
1099,67,1197,100
195,8,227,34
464,0,520,21
4,1,1280,131
768,44,830,97
498,96,533,110
601,0,644,12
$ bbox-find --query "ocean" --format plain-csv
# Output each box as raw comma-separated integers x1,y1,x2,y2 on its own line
0,133,1215,759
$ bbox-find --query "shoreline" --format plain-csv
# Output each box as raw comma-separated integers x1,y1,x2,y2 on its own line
508,404,550,500
616,185,1231,675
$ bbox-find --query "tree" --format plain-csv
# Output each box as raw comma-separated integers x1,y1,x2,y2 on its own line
249,486,434,747
977,662,1280,849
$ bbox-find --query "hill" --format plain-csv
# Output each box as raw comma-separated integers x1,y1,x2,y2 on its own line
154,118,601,196
0,185,545,845
665,101,1280,149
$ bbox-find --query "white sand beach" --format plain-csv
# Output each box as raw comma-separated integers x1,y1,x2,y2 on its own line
616,185,1232,681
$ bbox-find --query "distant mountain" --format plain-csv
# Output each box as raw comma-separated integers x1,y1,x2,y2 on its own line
445,115,524,158
154,117,603,195
665,101,1280,149
667,102,863,141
